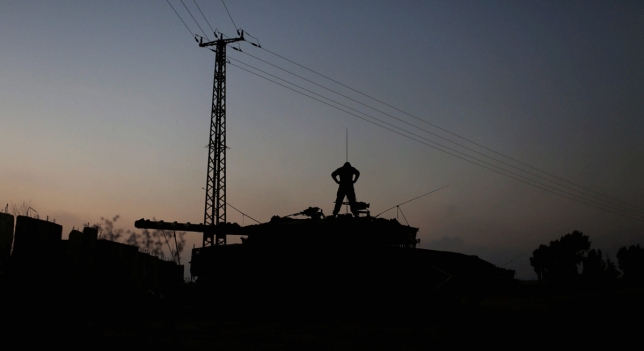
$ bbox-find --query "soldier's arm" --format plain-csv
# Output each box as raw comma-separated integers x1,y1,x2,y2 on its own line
353,169,360,183
331,169,340,184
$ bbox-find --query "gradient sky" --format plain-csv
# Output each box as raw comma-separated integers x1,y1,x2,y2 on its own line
2,1,643,279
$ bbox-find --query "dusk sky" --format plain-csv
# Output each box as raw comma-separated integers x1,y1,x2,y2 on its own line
2,1,643,279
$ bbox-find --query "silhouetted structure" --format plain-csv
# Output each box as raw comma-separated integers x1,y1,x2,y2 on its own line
198,31,246,247
11,215,63,282
136,167,514,313
332,162,361,216
151,207,514,314
6,216,183,301
0,212,14,276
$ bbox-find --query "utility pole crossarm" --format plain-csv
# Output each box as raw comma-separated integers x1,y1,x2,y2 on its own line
198,31,244,47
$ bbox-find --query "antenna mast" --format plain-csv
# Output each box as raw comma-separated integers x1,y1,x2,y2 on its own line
199,31,245,247
346,128,348,162
345,129,349,213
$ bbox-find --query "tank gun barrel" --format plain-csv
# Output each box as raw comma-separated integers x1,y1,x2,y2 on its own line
134,219,243,235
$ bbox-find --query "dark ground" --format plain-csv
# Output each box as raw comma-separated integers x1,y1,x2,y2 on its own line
3,281,641,350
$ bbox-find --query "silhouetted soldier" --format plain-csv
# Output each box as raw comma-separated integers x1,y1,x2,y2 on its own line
332,162,360,216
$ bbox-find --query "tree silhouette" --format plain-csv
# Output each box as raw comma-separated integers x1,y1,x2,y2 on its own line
582,249,619,282
94,215,186,264
94,215,127,241
583,249,606,278
530,244,550,281
10,201,39,219
617,244,644,281
530,230,590,282
604,257,620,281
124,222,186,263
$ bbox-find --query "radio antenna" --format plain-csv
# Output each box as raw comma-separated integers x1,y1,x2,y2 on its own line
346,128,348,162
345,129,349,213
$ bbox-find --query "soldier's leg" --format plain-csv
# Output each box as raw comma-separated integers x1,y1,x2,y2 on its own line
347,187,358,216
333,187,345,215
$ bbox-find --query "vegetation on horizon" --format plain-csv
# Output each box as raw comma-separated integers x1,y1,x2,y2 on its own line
530,230,642,283
92,215,186,265
9,201,39,219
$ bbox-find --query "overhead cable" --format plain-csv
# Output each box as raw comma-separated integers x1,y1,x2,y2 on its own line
181,0,209,40
166,0,194,37
163,4,642,219
237,51,638,213
227,61,644,222
254,46,643,212
193,0,215,34
221,0,238,31
229,56,642,218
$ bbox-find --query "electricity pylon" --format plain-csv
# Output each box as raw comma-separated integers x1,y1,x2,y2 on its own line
199,31,244,247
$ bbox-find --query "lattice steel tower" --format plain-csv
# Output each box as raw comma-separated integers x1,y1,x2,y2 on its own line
198,32,244,247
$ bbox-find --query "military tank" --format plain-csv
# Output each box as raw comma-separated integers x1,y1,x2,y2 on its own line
137,203,514,315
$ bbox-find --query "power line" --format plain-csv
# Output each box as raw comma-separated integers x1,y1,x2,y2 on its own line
193,0,215,34
227,61,644,222
254,46,644,212
221,0,238,31
163,5,642,220
501,253,528,267
235,51,639,214
228,56,643,219
166,0,194,37
180,0,209,40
